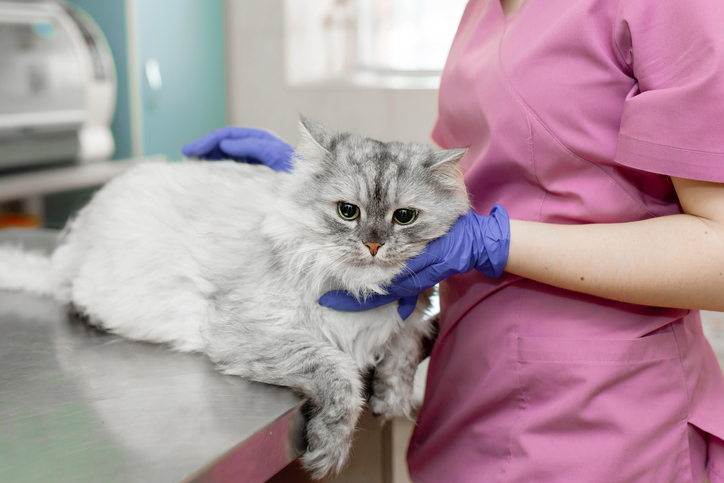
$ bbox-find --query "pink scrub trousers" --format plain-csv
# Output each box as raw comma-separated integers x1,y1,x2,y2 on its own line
407,0,724,481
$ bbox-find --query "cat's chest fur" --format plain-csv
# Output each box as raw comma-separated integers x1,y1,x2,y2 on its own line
217,266,409,371
315,301,403,369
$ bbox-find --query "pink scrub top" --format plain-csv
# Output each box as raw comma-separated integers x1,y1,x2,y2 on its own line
407,0,724,482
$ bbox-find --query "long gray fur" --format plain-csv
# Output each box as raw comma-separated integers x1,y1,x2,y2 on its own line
0,116,470,479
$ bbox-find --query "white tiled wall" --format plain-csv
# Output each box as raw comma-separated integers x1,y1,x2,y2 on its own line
224,0,439,146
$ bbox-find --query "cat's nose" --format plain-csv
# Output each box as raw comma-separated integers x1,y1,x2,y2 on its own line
364,242,383,256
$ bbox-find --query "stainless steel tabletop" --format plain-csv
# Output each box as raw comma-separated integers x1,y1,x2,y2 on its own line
0,229,304,483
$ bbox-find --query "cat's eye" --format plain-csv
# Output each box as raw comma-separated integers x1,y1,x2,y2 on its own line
337,202,360,221
393,209,417,225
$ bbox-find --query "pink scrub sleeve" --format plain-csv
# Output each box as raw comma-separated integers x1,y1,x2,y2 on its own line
614,0,724,182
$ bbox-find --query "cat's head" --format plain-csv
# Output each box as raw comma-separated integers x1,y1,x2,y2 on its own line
269,117,470,297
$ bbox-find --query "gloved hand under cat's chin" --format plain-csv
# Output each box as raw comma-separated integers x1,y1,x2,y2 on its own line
319,205,511,320
181,126,295,172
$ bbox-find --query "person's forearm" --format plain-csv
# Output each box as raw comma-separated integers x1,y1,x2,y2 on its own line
505,214,724,311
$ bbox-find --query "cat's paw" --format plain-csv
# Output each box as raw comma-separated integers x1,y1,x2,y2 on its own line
369,384,414,422
300,412,357,479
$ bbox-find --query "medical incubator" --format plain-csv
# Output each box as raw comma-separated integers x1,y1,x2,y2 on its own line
0,0,116,171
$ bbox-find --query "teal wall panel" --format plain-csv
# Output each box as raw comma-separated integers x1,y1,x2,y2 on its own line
42,0,227,228
135,0,227,160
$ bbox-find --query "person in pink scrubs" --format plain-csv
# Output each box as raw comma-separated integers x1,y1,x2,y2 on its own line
184,0,724,480
403,0,724,481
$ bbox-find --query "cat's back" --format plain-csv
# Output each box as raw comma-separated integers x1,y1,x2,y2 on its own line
58,159,286,287
99,159,280,214
51,160,286,351
71,160,282,237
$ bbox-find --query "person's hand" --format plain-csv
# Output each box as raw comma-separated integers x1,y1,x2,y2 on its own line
319,205,510,320
181,126,295,172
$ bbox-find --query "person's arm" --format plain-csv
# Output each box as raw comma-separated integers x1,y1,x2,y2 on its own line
319,179,724,318
505,177,724,311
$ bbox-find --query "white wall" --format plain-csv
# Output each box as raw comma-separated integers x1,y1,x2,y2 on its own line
224,0,439,146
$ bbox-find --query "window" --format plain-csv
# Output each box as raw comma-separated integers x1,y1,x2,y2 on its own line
285,0,467,89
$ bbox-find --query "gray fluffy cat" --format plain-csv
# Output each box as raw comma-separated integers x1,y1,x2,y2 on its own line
0,117,469,478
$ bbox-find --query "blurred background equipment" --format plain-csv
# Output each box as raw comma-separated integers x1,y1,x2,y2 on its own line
0,0,116,171
0,0,227,229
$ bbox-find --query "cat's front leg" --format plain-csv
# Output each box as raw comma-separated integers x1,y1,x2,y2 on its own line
369,323,426,422
206,328,363,480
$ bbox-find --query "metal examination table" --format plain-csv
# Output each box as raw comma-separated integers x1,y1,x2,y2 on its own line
0,229,305,482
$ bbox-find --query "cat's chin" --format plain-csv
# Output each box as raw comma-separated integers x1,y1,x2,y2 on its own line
351,257,400,270
335,262,404,299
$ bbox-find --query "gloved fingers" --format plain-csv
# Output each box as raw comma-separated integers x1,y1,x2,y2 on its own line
393,215,471,279
200,145,259,163
182,127,239,157
395,250,440,279
181,127,284,158
397,296,419,321
389,265,443,296
392,239,454,284
218,138,271,160
212,125,275,141
202,147,226,160
319,291,400,312
239,128,286,142
182,133,221,157
218,138,295,172
392,209,494,285
212,126,289,146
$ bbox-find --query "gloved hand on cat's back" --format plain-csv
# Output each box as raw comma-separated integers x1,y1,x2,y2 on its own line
320,205,511,321
181,126,295,172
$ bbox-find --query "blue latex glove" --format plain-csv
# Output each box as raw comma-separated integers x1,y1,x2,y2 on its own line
319,205,510,320
181,126,295,173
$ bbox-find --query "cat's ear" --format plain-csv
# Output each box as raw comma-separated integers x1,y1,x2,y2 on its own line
430,147,468,191
432,147,466,175
297,116,335,163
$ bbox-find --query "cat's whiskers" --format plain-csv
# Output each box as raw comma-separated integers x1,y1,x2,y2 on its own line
278,245,346,289
271,241,325,269
292,250,342,281
314,262,342,296
311,252,350,289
